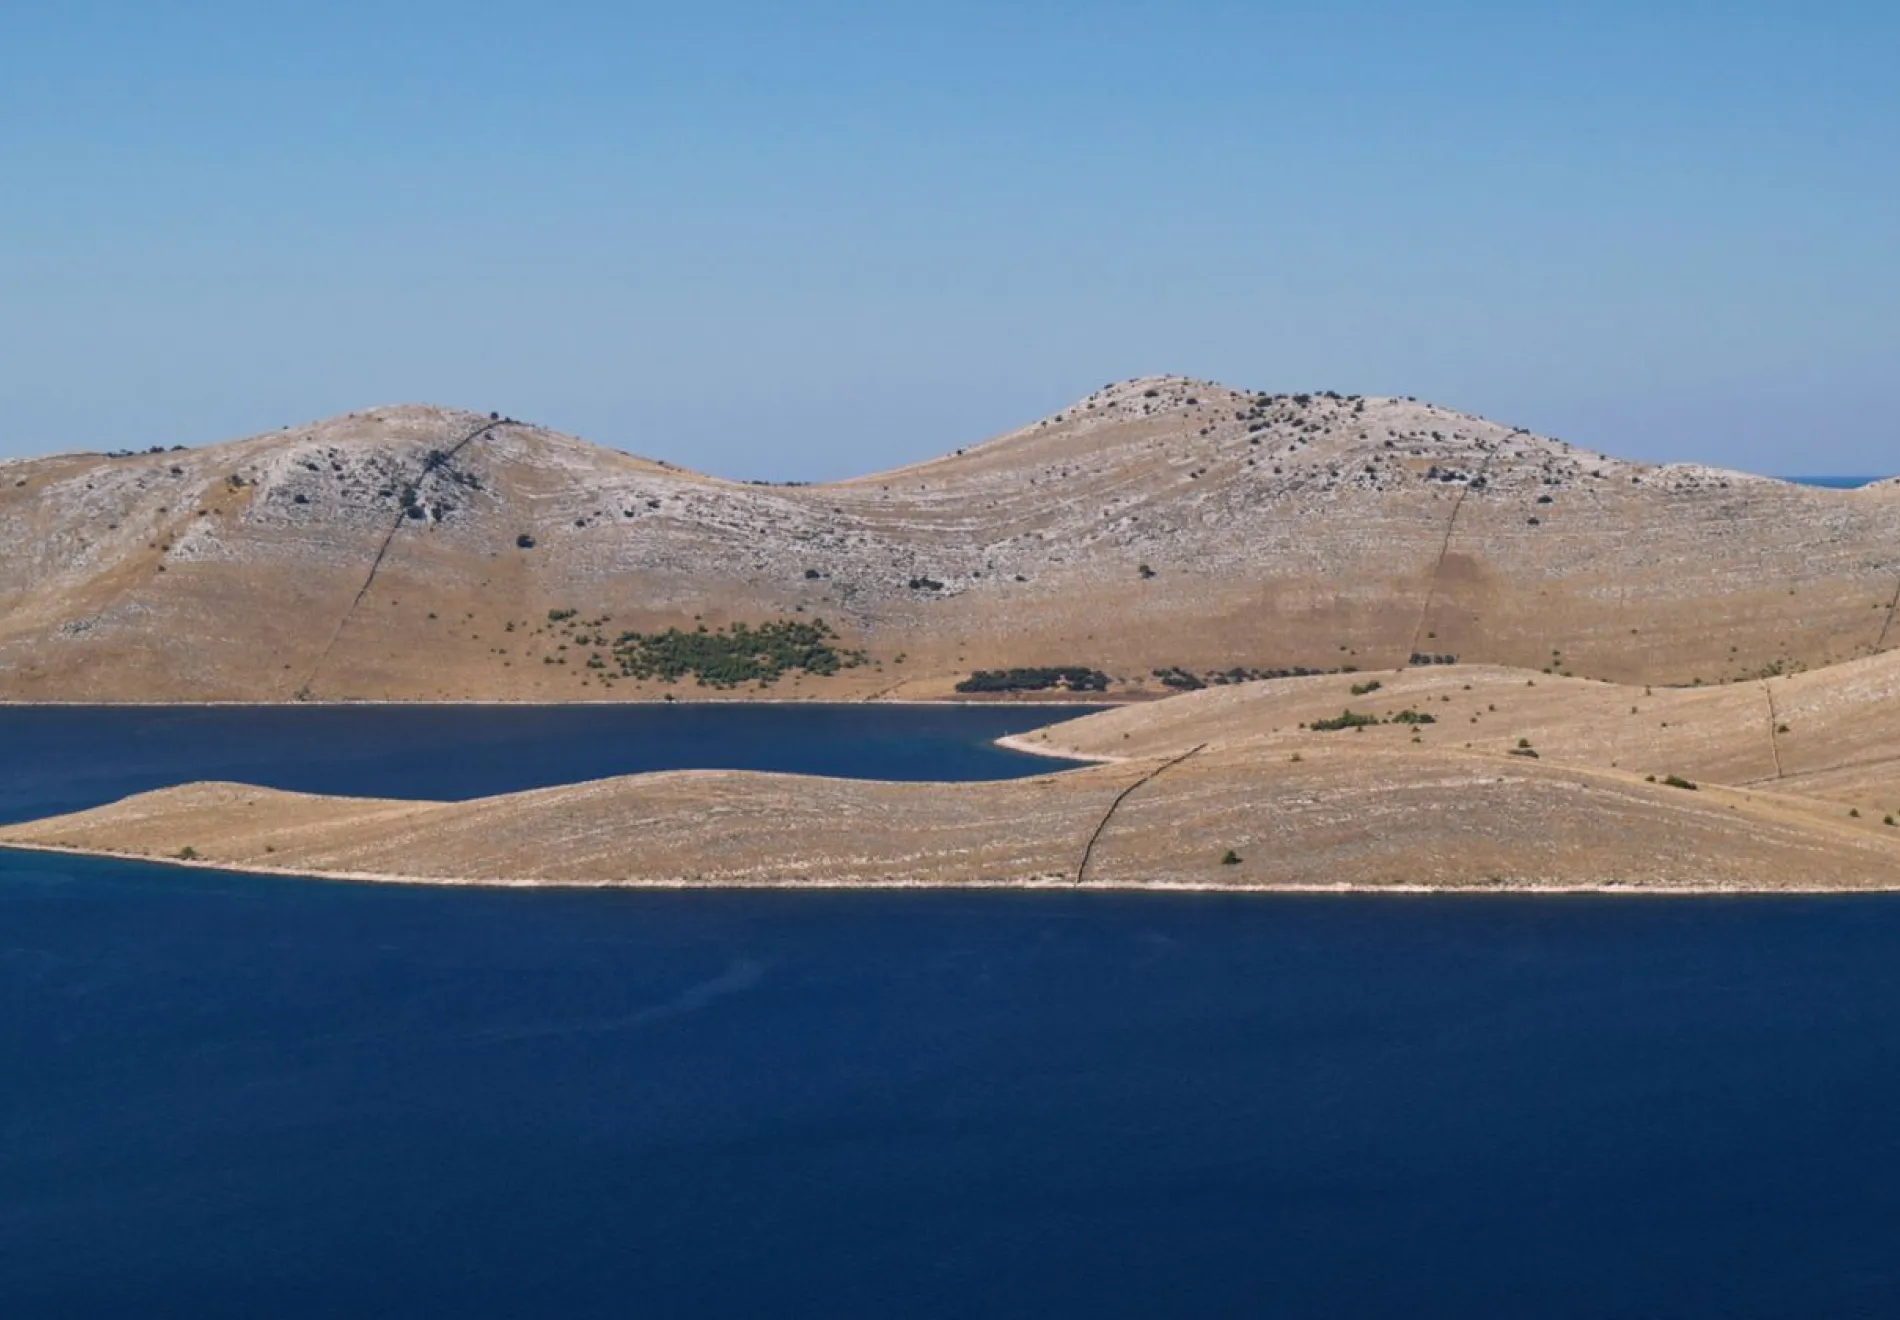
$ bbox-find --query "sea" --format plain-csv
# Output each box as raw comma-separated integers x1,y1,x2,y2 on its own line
5,685,1900,1314
0,703,1074,825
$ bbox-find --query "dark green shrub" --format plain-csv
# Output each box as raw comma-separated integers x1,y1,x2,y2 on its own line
612,618,866,688
956,667,1109,694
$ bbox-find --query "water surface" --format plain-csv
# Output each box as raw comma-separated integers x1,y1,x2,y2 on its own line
0,703,1086,825
4,852,1898,1317
1782,475,1887,488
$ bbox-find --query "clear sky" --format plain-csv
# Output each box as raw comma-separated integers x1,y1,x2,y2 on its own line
3,1,1894,477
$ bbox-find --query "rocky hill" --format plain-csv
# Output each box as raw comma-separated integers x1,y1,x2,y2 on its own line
3,379,1896,701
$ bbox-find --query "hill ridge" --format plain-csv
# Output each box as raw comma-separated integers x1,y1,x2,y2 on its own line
3,380,1898,702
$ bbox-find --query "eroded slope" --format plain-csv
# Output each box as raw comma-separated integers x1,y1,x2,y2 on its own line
4,380,1897,700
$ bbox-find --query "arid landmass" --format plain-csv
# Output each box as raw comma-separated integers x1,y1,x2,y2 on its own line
8,651,1900,891
4,377,1898,702
4,378,1898,891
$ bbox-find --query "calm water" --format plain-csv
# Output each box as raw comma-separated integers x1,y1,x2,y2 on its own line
5,855,1900,1317
1784,475,1888,488
6,707,1900,1315
0,703,1083,825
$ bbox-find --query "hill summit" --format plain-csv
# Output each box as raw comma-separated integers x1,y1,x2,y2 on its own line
2,380,1896,702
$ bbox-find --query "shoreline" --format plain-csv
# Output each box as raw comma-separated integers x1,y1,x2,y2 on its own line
4,839,1895,897
0,697,1124,710
992,733,1125,765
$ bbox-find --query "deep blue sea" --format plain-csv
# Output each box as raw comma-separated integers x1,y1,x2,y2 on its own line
6,709,1900,1315
0,703,1076,826
1784,475,1887,488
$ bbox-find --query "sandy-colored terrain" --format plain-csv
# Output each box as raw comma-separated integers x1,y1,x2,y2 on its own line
8,652,1899,891
5,377,1897,891
3,378,1897,702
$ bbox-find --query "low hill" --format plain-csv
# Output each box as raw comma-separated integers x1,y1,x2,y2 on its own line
3,380,1896,701
8,651,1899,890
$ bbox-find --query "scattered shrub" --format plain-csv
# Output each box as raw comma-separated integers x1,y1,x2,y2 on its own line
1311,709,1381,732
956,667,1109,694
612,618,866,688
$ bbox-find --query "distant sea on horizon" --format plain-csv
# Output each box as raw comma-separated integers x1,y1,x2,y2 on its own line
1783,475,1887,488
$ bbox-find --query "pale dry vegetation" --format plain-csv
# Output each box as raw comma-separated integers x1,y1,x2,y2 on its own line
5,381,1900,890
3,380,1897,701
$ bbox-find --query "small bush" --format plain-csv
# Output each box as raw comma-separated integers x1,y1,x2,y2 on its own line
1663,775,1698,791
1349,679,1382,696
611,618,864,688
956,667,1109,694
1220,849,1242,866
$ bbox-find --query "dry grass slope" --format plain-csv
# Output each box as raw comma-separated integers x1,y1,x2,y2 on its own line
4,380,1897,701
8,649,1900,891
7,379,1898,890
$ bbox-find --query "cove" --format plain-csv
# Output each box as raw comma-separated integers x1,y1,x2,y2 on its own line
0,702,1094,825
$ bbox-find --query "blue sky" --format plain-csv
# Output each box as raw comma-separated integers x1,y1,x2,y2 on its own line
2,1,1894,476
